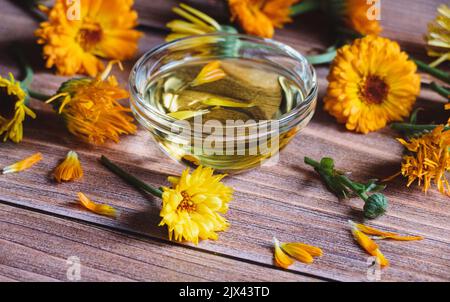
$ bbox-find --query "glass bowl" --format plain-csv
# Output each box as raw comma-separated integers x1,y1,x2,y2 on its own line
129,33,317,173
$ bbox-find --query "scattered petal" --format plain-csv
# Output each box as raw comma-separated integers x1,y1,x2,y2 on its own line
78,192,117,218
2,153,43,174
54,151,83,183
191,61,226,87
354,222,423,241
349,221,389,267
273,237,294,269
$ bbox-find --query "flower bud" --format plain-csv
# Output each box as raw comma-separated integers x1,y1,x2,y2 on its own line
364,193,388,219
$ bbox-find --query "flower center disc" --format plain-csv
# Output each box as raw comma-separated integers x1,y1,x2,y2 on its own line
177,191,196,212
77,22,103,51
361,76,389,104
0,87,18,119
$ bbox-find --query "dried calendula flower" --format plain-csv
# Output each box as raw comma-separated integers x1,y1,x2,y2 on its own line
77,192,117,218
273,237,322,268
2,152,43,174
45,61,137,145
425,4,450,68
353,222,423,241
54,151,83,183
348,220,389,267
191,61,226,87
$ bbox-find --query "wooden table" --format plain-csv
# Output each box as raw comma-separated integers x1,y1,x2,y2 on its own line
1,0,449,282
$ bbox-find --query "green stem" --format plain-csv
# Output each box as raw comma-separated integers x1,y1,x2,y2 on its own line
336,175,369,201
304,157,321,169
306,49,337,65
391,123,450,132
28,90,51,101
290,0,321,16
430,82,450,100
414,59,450,84
100,155,163,199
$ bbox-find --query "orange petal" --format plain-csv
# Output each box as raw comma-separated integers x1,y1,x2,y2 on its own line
349,221,389,267
2,153,43,174
355,222,423,241
280,243,314,264
282,242,323,258
54,151,83,183
191,61,226,87
375,249,389,267
78,192,117,218
273,238,294,269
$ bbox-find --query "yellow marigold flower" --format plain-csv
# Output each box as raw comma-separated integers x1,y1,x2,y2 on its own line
0,73,36,143
78,192,117,218
273,238,295,269
229,0,299,38
397,125,450,195
159,166,233,245
349,221,389,267
425,4,450,67
46,61,137,145
166,3,222,42
353,222,423,241
54,151,83,183
35,0,142,77
324,36,421,134
2,152,43,174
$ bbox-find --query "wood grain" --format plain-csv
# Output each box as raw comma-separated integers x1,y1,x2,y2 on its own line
0,0,449,282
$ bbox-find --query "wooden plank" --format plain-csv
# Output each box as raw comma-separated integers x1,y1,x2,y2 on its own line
0,203,317,281
0,0,449,282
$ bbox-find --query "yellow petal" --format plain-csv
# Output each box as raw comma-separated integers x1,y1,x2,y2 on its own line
374,249,389,267
355,222,423,241
282,242,323,257
191,61,226,87
273,237,294,269
2,153,43,174
167,110,209,120
201,98,255,108
280,243,314,264
54,151,83,183
78,192,117,218
349,221,389,267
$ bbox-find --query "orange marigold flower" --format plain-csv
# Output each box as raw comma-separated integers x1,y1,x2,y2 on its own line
324,35,421,133
35,0,142,77
45,61,136,145
397,125,450,195
78,192,117,218
54,151,83,183
228,0,300,38
2,153,43,174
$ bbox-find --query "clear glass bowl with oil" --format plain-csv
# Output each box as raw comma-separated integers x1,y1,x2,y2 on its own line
130,34,317,173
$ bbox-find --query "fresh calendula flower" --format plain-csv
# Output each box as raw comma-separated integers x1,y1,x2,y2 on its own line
2,153,43,174
273,237,322,268
159,166,233,245
425,4,450,67
77,192,117,218
353,221,423,241
0,73,36,143
348,220,389,267
54,151,83,183
191,61,226,87
324,36,421,133
229,0,300,38
45,61,136,145
35,0,142,77
166,3,222,41
397,125,450,195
